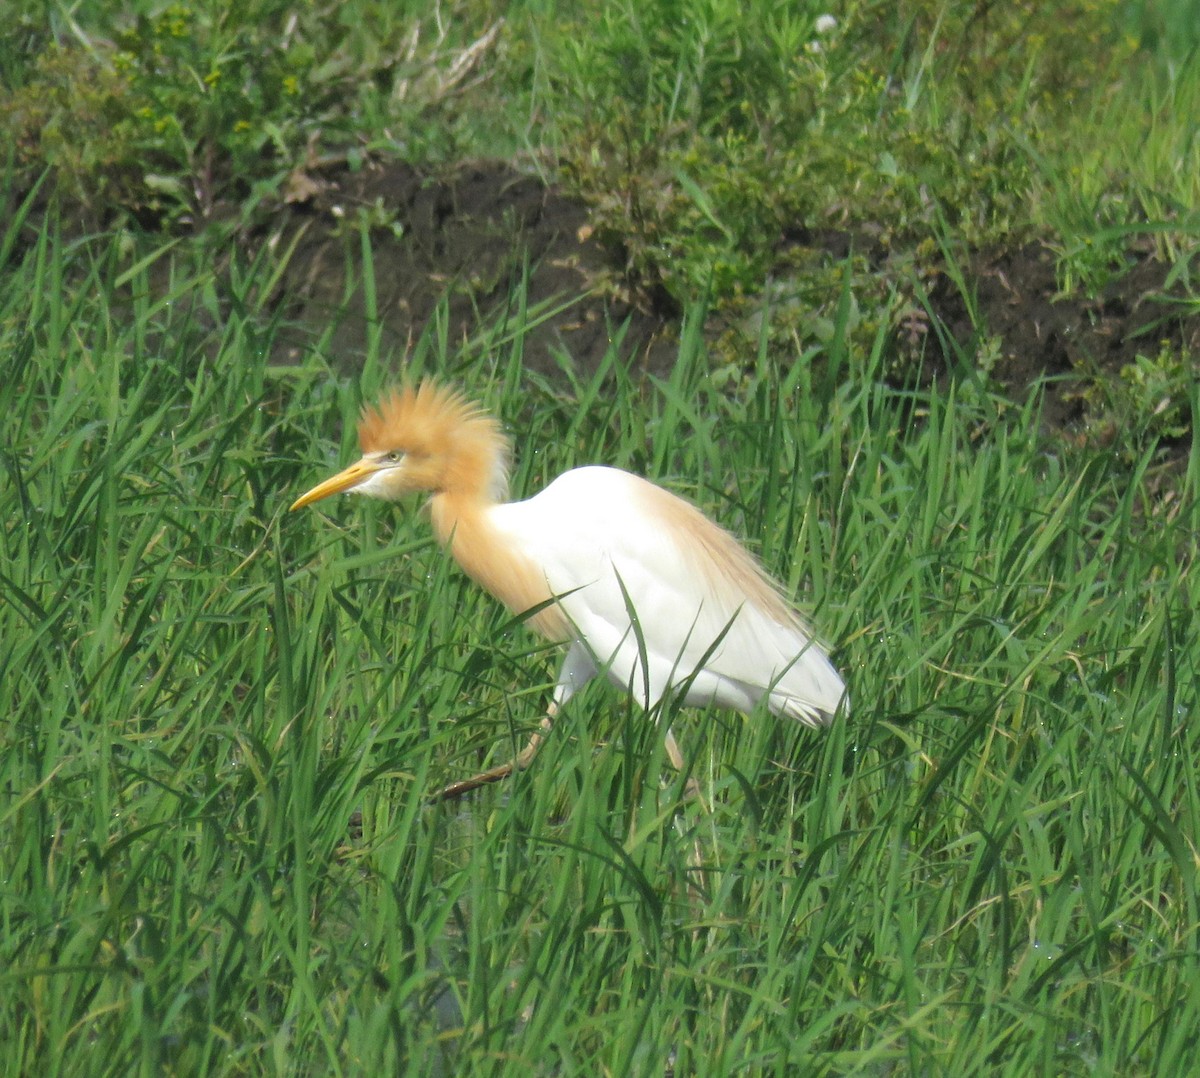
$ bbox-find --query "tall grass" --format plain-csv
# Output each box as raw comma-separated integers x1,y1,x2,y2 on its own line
2,205,1198,1074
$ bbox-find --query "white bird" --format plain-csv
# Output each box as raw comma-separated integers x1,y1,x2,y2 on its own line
291,382,847,798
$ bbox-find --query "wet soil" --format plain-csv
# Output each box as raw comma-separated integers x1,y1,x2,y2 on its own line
272,159,678,380
273,159,1198,440
926,240,1200,434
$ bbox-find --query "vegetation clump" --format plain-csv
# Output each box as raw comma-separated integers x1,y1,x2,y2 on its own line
2,1,507,228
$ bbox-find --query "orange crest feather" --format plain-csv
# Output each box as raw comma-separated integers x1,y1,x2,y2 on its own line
357,382,510,501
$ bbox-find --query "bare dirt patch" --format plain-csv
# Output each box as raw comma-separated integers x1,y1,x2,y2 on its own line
927,241,1200,434
273,159,1197,442
272,159,677,379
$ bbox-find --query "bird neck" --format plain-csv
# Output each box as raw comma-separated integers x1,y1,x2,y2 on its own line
428,491,571,643
428,489,494,549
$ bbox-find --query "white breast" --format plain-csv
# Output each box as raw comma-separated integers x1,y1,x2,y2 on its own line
486,467,846,723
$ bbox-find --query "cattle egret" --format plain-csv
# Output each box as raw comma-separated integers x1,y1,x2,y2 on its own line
291,383,846,799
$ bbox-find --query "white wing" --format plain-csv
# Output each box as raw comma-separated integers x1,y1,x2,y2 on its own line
487,467,846,724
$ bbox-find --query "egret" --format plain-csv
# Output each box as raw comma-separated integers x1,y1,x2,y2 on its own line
290,382,847,800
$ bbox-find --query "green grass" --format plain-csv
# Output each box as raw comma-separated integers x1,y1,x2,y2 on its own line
3,2,1200,1073
2,200,1199,1074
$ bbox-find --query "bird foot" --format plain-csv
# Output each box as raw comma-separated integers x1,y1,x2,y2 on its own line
430,720,551,803
431,759,519,802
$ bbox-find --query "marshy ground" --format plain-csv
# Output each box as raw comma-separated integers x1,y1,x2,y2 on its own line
272,159,1200,453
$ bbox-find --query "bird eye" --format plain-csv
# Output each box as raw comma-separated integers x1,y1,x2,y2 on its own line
383,451,404,464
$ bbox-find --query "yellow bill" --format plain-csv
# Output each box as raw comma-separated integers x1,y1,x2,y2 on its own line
289,459,377,511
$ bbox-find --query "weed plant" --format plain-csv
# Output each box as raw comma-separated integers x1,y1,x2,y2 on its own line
2,0,514,229
2,191,1198,1075
8,2,1199,271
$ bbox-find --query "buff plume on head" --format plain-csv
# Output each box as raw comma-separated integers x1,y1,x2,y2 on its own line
289,381,511,511
356,382,511,503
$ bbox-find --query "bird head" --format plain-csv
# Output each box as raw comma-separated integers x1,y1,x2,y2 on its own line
290,382,509,511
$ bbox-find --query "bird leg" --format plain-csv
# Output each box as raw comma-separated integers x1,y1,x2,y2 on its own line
664,726,709,902
663,728,705,804
434,645,593,803
432,708,556,802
